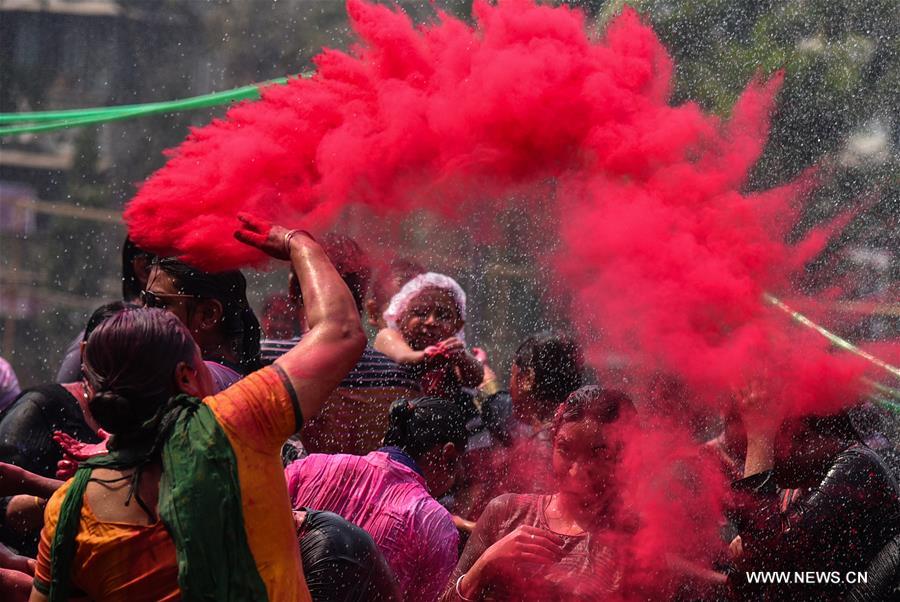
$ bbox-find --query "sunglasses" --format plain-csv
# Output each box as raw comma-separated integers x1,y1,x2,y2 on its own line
140,290,201,309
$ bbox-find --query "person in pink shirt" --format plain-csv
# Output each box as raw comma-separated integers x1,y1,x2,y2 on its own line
285,396,467,602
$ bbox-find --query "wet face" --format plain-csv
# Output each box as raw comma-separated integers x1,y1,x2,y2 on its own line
144,266,194,326
552,419,620,503
397,288,463,350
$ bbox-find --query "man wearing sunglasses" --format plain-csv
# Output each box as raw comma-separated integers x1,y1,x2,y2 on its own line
142,257,262,391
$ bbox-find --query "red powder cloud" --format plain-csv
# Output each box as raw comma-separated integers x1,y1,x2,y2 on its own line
126,0,878,582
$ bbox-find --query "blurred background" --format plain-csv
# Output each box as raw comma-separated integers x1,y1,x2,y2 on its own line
1,0,897,387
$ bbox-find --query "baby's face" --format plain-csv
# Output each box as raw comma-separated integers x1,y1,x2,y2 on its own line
398,287,463,350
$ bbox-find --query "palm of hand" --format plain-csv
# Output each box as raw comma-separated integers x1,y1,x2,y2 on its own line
53,430,109,460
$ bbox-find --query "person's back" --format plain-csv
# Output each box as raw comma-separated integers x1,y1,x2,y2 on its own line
286,396,468,602
35,367,316,601
296,508,402,601
287,450,458,602
30,217,367,602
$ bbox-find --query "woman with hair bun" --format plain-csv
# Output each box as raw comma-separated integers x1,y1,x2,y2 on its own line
286,395,467,602
29,216,366,602
443,386,635,601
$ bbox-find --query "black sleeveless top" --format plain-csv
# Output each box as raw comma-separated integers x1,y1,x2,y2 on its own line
0,384,100,478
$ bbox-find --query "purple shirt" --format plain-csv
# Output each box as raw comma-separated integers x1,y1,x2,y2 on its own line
0,356,21,413
204,361,242,393
285,451,458,602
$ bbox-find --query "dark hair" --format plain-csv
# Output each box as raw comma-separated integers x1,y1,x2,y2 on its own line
551,386,637,438
83,301,140,342
370,257,425,309
321,233,371,313
515,332,584,415
802,411,861,443
154,258,261,374
383,396,468,459
83,308,196,438
121,237,154,301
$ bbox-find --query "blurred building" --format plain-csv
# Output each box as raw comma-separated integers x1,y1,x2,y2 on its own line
0,0,195,384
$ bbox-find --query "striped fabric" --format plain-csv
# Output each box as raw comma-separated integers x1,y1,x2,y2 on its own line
262,340,420,455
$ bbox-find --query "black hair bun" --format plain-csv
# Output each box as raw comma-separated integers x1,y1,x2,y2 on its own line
88,390,139,435
386,398,416,435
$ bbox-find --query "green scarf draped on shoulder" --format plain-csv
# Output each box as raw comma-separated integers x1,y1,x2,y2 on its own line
47,395,269,601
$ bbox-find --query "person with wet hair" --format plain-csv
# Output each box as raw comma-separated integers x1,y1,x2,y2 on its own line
143,256,261,380
286,396,467,602
728,400,900,601
455,332,584,520
295,508,401,602
506,332,585,426
56,237,156,383
0,302,135,477
28,216,366,602
260,233,420,458
443,386,634,601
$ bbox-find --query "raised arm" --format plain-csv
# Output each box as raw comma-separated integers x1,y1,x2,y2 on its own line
235,215,366,422
373,328,427,365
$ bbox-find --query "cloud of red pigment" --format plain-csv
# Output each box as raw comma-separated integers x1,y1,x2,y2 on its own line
126,0,877,588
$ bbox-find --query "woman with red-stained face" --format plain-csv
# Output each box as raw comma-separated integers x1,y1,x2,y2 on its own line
441,386,636,601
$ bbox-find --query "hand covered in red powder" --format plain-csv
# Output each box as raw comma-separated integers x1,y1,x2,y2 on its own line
437,337,466,357
234,213,310,261
459,525,565,599
422,346,448,367
53,430,109,479
477,525,564,578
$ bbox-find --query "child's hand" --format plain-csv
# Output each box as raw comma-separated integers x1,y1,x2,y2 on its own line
436,337,466,357
423,345,443,359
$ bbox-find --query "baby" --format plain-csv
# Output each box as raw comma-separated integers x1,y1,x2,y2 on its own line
375,273,484,408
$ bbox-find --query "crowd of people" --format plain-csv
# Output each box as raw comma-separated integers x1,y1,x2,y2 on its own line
0,215,898,601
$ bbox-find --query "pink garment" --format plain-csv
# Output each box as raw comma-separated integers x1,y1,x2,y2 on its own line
285,451,458,602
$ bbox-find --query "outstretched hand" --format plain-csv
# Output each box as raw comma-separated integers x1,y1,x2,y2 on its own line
234,213,310,261
53,430,109,479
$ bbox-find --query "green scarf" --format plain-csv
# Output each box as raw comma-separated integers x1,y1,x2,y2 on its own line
47,395,269,601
